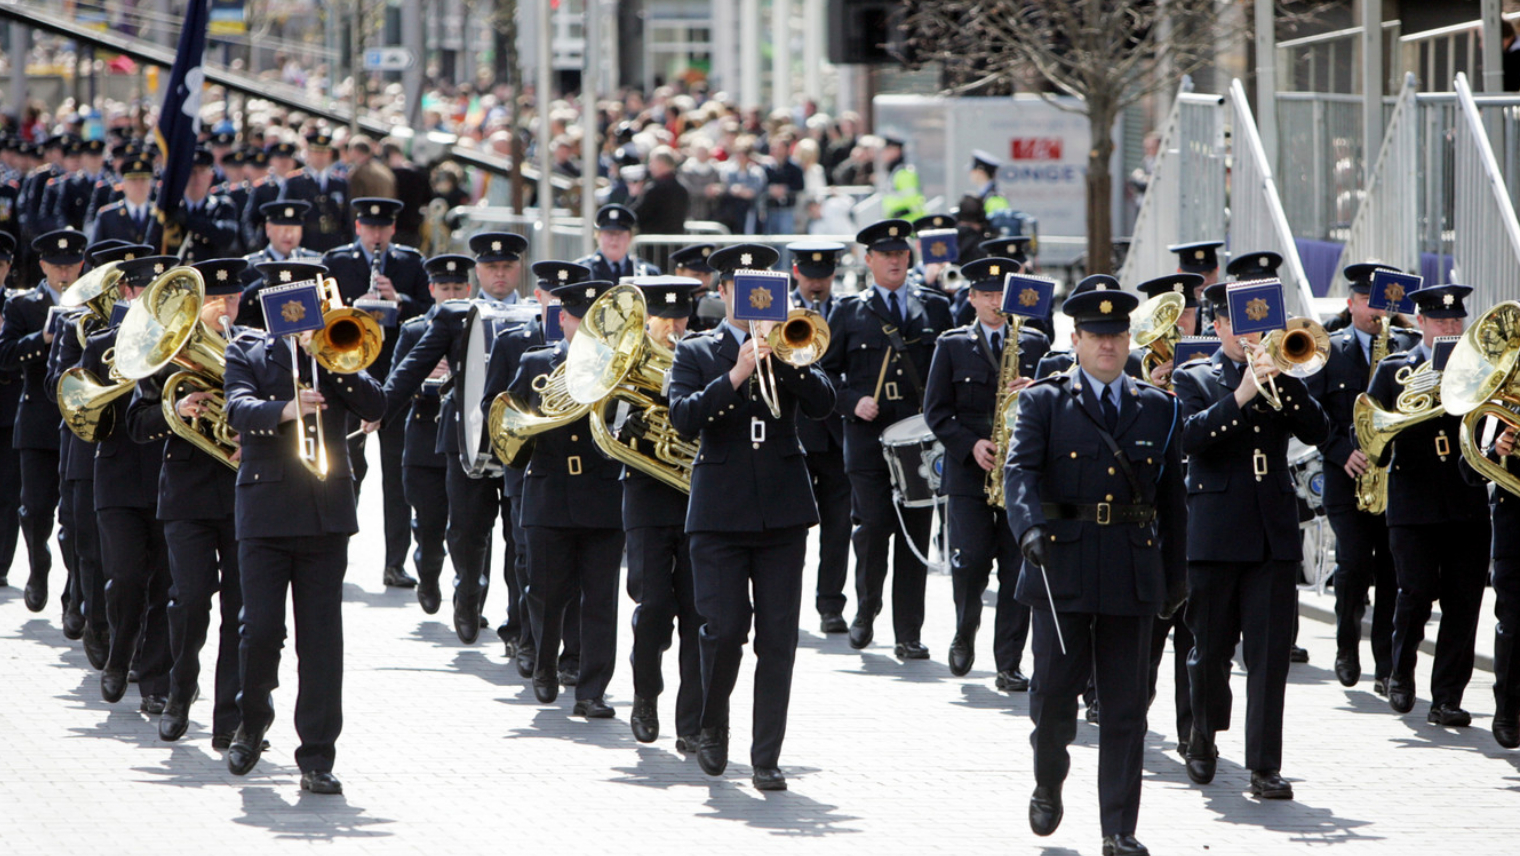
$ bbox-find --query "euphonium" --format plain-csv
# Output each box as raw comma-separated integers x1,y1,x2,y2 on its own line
57,360,134,443
1352,366,1446,480
986,315,1026,508
1131,292,1185,387
1443,301,1520,494
1354,315,1396,513
486,377,595,469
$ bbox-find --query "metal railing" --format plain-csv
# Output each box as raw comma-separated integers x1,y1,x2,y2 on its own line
1228,79,1315,318
1451,73,1520,304
1328,74,1421,296
1118,79,1226,286
1276,20,1402,95
1275,92,1366,241
1398,14,1520,93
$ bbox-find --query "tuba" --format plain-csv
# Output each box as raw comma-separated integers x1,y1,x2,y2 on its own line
1442,301,1520,494
986,315,1027,507
57,360,134,443
1131,292,1185,387
60,262,124,347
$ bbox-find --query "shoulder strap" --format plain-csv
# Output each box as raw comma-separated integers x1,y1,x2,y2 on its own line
1062,382,1145,503
861,297,926,400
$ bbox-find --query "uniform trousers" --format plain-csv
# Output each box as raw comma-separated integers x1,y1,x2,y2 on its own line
1029,610,1151,837
55,454,76,608
847,466,930,642
350,417,411,570
402,463,449,584
1186,559,1296,772
1328,508,1397,679
512,493,580,661
164,517,242,735
1493,556,1520,714
690,527,807,768
806,447,852,616
17,448,58,583
0,431,18,579
70,480,105,635
442,464,505,617
525,525,622,699
237,534,348,774
627,524,702,738
947,495,1029,672
98,506,172,697
1388,520,1490,707
1148,613,1193,741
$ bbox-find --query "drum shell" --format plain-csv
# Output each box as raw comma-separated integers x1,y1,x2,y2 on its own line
880,414,945,508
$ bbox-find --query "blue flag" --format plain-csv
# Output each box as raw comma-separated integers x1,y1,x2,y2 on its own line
154,0,210,251
1001,274,1055,320
1225,279,1288,336
1369,269,1420,315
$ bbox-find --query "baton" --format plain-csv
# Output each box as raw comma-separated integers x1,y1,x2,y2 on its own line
1033,552,1067,655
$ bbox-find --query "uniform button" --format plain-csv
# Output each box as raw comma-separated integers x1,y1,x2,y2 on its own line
752,442,760,449
1211,431,1217,437
1147,539,1153,546
570,434,578,441
1339,383,1346,389
1221,425,1227,431
1070,451,1077,458
1146,457,1153,464
1048,534,1056,541
1107,467,1115,475
1105,494,1114,501
1254,426,1261,433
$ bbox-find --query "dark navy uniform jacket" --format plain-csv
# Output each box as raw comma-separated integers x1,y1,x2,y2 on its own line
1173,350,1330,562
923,322,1049,498
819,285,950,472
1002,369,1187,616
0,282,64,450
574,251,660,284
322,241,432,379
506,342,623,529
237,246,324,329
45,310,98,481
668,326,836,533
240,175,287,250
91,200,165,248
283,172,351,252
0,291,21,429
790,288,844,454
79,328,167,509
1305,324,1420,514
391,313,447,469
481,317,547,499
1365,349,1489,527
174,194,243,264
223,331,385,538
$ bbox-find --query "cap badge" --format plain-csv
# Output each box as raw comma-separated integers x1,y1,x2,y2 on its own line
58,237,68,249
446,261,456,272
608,210,619,220
153,263,165,274
888,226,898,237
1173,283,1184,293
492,241,502,252
740,253,753,267
1246,297,1270,322
1444,293,1456,306
1195,249,1205,260
124,253,136,261
557,269,569,282
279,270,293,282
370,204,381,215
585,287,596,299
701,248,711,258
665,293,677,304
1259,256,1269,266
989,265,1001,276
216,269,229,281
285,207,294,218
812,252,822,262
1099,300,1113,314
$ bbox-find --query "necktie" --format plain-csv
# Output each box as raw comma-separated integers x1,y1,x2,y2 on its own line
991,331,1003,360
888,291,903,329
1102,385,1119,433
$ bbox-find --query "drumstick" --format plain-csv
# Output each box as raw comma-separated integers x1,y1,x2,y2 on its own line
871,350,893,403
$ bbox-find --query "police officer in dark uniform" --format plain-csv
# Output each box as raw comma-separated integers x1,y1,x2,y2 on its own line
0,229,87,611
241,141,301,252
506,278,625,718
17,136,68,264
1367,284,1491,726
284,131,351,253
1306,261,1418,695
1169,240,1225,333
1484,414,1520,748
1035,276,1145,381
1173,280,1330,800
1004,286,1187,856
125,258,248,744
42,138,110,233
223,260,386,794
576,203,661,282
975,236,1044,334
788,240,852,632
323,197,432,588
85,255,176,713
91,156,163,248
239,200,322,329
675,243,723,333
820,218,952,659
668,243,837,790
925,256,1048,690
171,147,243,264
0,233,21,587
624,276,703,748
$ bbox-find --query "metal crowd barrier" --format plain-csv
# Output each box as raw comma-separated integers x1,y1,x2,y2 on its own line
1328,74,1420,296
1229,78,1316,318
1451,73,1520,305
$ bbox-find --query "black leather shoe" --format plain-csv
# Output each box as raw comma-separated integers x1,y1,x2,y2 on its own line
101,668,129,703
140,694,168,715
848,615,874,650
752,766,787,791
1250,769,1294,799
479,615,490,628
1388,678,1416,713
1334,654,1360,687
212,731,269,752
1493,711,1520,749
1289,645,1310,663
227,723,268,776
631,696,658,742
1373,676,1390,697
515,646,537,679
416,577,441,614
82,625,109,670
895,640,930,660
62,602,85,640
532,671,559,704
501,638,520,660
1185,729,1217,785
1086,700,1101,724
1426,703,1472,727
996,669,1030,692
300,771,343,794
558,666,580,687
675,734,700,753
1028,785,1063,836
453,591,481,644
159,691,195,742
697,725,729,776
948,635,974,676
383,565,418,588
23,571,46,613
573,696,615,718
1102,833,1150,855
819,612,848,633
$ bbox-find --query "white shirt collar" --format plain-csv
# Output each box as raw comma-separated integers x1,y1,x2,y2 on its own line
978,320,1006,345
722,321,749,345
1078,366,1122,403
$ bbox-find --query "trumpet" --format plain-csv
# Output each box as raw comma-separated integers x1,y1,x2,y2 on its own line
1243,317,1330,410
750,309,831,419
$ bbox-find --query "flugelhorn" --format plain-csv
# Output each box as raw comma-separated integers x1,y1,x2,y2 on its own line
1443,301,1520,495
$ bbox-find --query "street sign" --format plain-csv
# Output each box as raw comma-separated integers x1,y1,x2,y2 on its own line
363,47,415,72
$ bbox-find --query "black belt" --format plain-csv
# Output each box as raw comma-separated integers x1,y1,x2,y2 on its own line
1042,502,1155,526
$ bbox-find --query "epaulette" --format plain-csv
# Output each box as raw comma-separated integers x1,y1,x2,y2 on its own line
389,243,422,257
286,167,305,179
1030,373,1070,387
401,314,428,328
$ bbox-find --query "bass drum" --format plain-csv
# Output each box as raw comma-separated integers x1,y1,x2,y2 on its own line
1287,438,1326,522
880,414,945,509
455,300,539,477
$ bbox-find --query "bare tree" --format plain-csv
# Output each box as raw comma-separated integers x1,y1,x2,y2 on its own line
907,1,1314,274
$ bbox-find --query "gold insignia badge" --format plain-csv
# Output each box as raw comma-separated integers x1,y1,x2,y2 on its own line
492,241,502,252
1194,249,1206,260
1385,283,1405,304
281,300,306,322
370,204,381,215
1174,284,1184,293
216,269,228,281
124,253,136,261
740,253,753,267
58,237,68,249
812,252,822,262
888,226,898,237
701,248,711,258
153,263,165,274
1246,297,1271,321
446,261,456,272
585,287,596,298
930,240,948,257
279,270,293,282
1444,293,1455,306
749,285,774,310
1019,288,1040,307
990,265,1001,276
285,207,294,218
557,269,569,281
1259,256,1269,266
1099,300,1113,314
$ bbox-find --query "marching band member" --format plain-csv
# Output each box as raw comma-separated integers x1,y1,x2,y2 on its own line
240,200,323,329
576,204,661,282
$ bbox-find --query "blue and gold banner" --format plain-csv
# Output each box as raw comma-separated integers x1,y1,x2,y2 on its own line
1173,336,1221,366
153,0,209,244
209,0,247,36
544,304,564,342
1433,335,1460,371
918,229,959,265
260,281,326,338
1001,274,1054,320
731,269,791,323
1225,279,1287,336
1369,269,1420,314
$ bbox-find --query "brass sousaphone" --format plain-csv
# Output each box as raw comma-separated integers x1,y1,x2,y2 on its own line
1442,301,1520,494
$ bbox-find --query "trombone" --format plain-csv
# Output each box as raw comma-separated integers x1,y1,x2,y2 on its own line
289,275,386,480
750,310,831,419
1242,317,1330,410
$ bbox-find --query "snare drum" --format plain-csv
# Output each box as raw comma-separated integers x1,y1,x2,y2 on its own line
1287,439,1325,522
880,414,945,508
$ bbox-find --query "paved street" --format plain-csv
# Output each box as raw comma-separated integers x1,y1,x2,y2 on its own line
2,463,1518,856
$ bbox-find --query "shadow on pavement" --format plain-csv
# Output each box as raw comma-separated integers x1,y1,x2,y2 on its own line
234,784,396,840
836,650,954,684
505,705,641,750
340,581,414,610
1192,756,1381,845
952,681,1029,717
697,777,861,836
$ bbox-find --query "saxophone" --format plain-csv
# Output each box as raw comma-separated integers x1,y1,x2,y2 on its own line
985,316,1025,508
1354,316,1392,513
